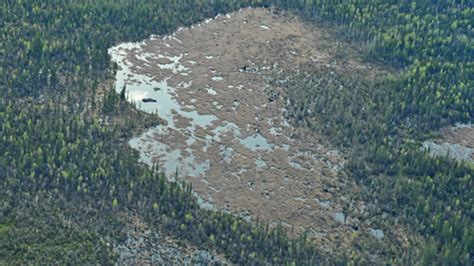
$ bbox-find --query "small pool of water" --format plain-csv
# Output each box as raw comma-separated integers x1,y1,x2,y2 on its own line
333,212,345,223
422,141,473,162
219,145,234,164
255,157,267,170
369,228,384,240
156,54,189,74
206,88,217,95
421,123,473,162
109,44,216,131
239,133,273,151
288,159,303,170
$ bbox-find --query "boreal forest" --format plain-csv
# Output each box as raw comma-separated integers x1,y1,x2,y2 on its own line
0,0,472,265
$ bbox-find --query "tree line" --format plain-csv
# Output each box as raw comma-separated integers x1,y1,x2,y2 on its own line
1,0,472,264
1,0,330,264
274,1,473,264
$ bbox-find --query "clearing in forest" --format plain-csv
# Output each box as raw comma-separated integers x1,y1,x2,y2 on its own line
109,8,394,251
423,123,474,162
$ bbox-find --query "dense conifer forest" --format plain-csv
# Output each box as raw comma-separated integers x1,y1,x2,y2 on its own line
1,0,472,264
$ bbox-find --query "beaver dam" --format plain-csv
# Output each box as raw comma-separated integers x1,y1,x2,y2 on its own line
109,8,394,251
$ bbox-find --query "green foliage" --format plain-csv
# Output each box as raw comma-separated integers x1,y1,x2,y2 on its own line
0,98,327,264
273,1,473,264
0,198,115,264
273,0,473,127
0,0,267,97
1,0,327,263
1,0,472,264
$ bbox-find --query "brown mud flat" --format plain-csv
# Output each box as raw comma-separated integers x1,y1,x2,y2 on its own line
109,8,407,254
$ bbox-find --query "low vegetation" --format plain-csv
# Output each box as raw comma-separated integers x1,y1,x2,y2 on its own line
1,0,472,264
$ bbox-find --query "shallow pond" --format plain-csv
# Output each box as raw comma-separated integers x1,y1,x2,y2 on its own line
107,8,360,248
422,123,473,163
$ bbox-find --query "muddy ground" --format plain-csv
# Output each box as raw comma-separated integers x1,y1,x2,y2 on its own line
423,123,474,162
109,8,401,253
